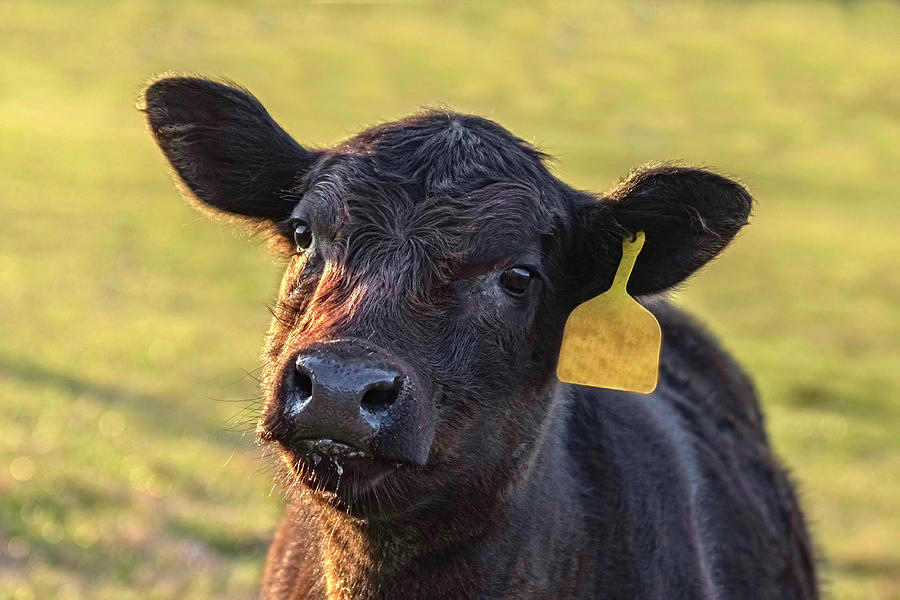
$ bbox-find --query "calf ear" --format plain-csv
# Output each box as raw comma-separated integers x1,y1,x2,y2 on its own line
140,76,316,220
574,165,753,298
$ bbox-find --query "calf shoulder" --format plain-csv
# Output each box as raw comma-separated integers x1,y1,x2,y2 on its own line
566,300,817,598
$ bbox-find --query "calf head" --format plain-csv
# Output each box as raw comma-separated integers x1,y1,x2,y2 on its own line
142,77,752,518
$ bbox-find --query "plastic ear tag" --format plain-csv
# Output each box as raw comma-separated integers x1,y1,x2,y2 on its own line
557,231,661,394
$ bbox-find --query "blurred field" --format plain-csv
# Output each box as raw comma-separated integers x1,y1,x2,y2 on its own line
1,1,898,598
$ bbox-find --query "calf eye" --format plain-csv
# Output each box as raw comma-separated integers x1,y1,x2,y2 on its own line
500,267,533,296
293,220,313,251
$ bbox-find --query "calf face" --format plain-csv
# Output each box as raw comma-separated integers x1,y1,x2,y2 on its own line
142,77,752,518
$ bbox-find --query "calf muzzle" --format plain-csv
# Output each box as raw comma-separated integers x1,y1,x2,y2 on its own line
276,342,434,466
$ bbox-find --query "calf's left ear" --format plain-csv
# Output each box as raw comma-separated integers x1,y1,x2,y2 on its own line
140,75,317,221
575,165,753,298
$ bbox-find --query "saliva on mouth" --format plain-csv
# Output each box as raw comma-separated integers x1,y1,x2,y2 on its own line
295,439,376,484
298,438,375,462
293,439,408,496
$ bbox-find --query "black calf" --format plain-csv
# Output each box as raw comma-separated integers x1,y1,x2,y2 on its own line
142,76,817,600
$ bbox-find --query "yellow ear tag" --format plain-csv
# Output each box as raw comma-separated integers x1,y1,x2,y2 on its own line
557,231,661,394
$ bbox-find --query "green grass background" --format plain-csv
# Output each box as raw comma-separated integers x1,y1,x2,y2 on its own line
1,1,898,598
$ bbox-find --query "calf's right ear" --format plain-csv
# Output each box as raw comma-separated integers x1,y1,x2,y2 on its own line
140,76,317,221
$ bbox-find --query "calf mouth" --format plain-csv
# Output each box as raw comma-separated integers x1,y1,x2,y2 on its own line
294,438,376,461
279,436,408,500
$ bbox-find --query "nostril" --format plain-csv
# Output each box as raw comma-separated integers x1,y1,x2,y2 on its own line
285,363,315,419
361,379,401,412
294,369,313,401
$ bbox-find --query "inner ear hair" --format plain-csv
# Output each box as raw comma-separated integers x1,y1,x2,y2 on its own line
604,163,753,296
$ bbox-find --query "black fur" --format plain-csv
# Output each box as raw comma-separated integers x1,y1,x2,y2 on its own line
142,76,817,600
